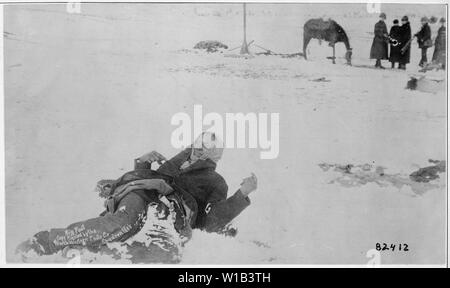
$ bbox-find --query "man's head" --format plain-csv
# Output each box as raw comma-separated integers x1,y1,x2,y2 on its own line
191,132,224,163
421,16,429,25
401,15,409,24
440,17,446,26
393,19,399,26
379,13,387,21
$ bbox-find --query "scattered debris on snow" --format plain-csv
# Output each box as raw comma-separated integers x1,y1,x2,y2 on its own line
319,162,445,195
311,77,331,82
409,159,446,183
193,40,228,53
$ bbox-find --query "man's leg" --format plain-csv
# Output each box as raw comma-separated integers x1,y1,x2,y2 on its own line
93,198,191,264
17,192,148,256
108,201,186,263
420,48,428,66
375,59,381,67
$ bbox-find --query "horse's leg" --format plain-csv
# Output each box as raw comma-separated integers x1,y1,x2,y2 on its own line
303,33,311,60
332,44,336,64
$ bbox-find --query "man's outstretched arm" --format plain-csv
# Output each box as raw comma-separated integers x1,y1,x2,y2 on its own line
203,174,257,233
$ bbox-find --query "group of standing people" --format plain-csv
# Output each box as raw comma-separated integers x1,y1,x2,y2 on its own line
370,13,446,70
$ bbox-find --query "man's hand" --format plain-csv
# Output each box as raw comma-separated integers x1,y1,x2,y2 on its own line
240,173,257,197
137,151,167,164
96,179,115,199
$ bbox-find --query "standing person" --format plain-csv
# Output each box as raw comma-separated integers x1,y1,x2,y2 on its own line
432,17,446,69
398,16,412,70
370,13,389,69
389,19,402,68
415,17,432,67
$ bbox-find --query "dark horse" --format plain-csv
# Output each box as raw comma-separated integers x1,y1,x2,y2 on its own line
303,18,352,65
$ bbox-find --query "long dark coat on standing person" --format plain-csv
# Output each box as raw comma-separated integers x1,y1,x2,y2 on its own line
432,25,446,65
398,22,412,64
370,20,389,59
389,25,402,63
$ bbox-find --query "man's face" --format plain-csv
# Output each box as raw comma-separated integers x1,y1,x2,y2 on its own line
192,147,204,158
422,20,427,26
402,20,407,25
192,133,215,158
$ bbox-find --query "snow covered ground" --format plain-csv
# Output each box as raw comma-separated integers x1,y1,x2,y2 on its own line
3,3,447,265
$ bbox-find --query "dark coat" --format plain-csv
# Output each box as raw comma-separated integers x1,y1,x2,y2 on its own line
398,22,412,64
370,20,389,59
389,25,402,62
415,23,432,49
432,26,446,64
130,148,250,233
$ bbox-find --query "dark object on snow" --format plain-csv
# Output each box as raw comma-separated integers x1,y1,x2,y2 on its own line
311,77,331,82
194,41,228,53
410,160,446,183
406,77,418,90
302,18,352,65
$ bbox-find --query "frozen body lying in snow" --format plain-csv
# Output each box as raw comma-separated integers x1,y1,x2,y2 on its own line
16,132,257,263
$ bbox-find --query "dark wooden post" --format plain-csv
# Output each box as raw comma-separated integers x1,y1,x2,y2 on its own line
240,3,249,54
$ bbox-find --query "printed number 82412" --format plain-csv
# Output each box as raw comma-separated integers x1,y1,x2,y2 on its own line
376,243,409,252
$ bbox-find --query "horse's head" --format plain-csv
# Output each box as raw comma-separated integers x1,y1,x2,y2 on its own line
345,48,353,65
